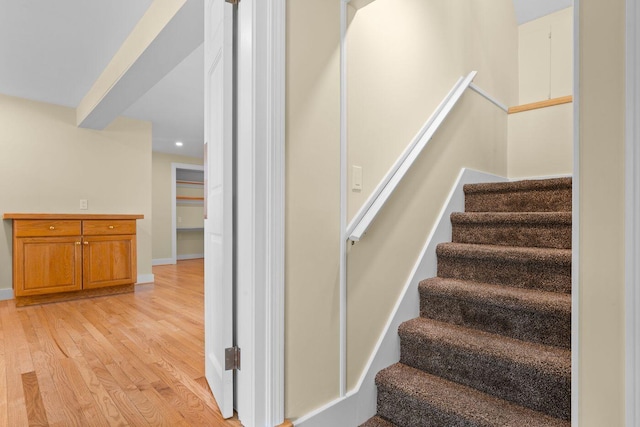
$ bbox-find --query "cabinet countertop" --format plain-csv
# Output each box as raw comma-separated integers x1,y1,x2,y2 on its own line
3,213,144,220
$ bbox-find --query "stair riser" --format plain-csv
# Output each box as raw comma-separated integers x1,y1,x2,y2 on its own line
399,335,570,420
452,223,571,249
377,387,476,427
420,293,570,348
437,257,571,293
465,188,571,213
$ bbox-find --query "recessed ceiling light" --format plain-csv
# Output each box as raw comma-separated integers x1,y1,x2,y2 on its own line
175,141,184,147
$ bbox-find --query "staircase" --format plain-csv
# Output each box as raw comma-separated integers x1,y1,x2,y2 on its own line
362,177,572,427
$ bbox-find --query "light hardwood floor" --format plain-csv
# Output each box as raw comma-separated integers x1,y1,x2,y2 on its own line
0,259,243,427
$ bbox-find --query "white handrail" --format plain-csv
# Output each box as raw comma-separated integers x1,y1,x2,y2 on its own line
469,82,508,112
347,71,482,241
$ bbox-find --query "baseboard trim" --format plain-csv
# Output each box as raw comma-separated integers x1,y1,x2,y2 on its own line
0,288,14,301
294,168,508,427
508,173,573,181
15,284,135,307
137,274,154,284
152,258,175,266
177,254,204,261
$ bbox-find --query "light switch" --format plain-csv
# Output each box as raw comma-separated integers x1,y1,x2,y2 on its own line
352,165,363,191
79,199,88,210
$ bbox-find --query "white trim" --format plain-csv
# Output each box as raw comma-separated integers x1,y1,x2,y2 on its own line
339,0,348,398
265,0,286,422
137,274,154,284
626,0,640,425
0,289,13,301
508,173,573,182
469,82,509,112
171,162,205,266
235,0,286,425
152,258,175,266
177,253,204,261
572,1,580,425
295,169,507,427
347,71,477,241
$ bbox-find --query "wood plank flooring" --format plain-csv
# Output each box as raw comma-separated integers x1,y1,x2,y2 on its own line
0,259,243,427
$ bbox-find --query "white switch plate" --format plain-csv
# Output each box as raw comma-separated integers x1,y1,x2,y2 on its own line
352,165,363,191
79,199,88,210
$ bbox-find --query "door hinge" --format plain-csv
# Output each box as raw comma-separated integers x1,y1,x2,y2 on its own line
225,346,241,370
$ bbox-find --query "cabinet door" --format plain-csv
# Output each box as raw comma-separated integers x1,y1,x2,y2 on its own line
83,235,137,289
14,236,83,296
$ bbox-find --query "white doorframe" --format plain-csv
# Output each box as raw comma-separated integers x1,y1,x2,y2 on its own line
171,162,205,265
626,0,640,425
235,0,286,425
571,2,580,425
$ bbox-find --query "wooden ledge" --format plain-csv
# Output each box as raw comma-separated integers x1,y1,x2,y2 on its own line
277,420,293,427
176,196,205,201
3,213,144,220
508,95,573,114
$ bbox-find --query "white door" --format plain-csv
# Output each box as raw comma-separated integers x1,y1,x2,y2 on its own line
204,0,234,419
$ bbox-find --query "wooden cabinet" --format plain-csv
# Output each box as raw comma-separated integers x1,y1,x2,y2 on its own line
3,214,143,305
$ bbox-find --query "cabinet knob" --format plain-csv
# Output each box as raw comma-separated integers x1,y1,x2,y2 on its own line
108,225,114,229
84,241,89,245
75,241,81,245
49,226,55,230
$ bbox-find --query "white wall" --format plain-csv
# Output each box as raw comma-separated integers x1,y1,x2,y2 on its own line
0,93,152,293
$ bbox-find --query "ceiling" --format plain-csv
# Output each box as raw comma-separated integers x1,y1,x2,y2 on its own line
512,0,573,25
0,1,571,160
0,0,204,159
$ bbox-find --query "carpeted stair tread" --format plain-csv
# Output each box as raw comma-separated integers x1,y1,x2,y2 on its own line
375,363,571,427
359,415,397,427
419,277,571,347
437,243,571,264
464,178,571,213
464,177,572,194
437,243,571,293
451,211,572,225
451,212,571,249
398,317,570,420
369,177,572,424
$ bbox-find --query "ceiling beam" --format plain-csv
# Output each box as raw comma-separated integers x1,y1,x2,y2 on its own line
76,0,203,129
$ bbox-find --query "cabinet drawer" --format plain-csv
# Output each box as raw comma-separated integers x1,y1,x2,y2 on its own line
83,220,136,236
14,220,82,237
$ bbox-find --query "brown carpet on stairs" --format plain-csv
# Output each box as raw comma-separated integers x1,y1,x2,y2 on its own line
363,177,572,427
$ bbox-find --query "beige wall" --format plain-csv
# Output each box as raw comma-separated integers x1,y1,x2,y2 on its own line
519,7,573,104
0,93,152,291
579,0,626,425
286,0,341,418
507,103,573,178
508,8,573,180
347,91,509,389
345,0,516,391
347,0,518,221
285,0,517,419
151,151,202,261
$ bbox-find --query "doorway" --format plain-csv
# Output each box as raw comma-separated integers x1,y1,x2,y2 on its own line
171,163,205,264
